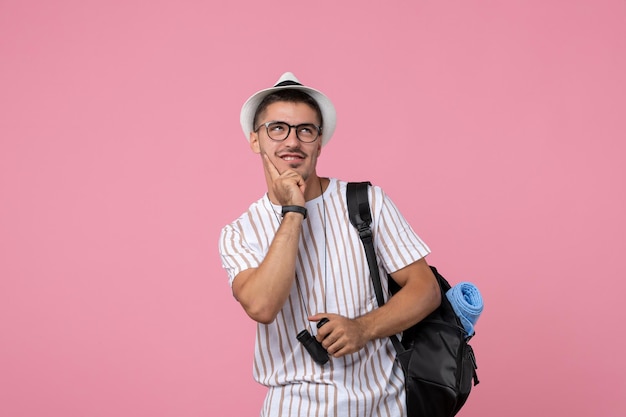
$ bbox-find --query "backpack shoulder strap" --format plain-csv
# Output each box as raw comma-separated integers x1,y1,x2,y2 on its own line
347,181,372,233
346,181,404,354
347,182,384,307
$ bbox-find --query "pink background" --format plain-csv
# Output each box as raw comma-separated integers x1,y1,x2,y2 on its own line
1,0,624,416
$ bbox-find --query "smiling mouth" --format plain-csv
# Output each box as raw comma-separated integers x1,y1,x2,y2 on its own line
279,153,306,162
282,156,303,161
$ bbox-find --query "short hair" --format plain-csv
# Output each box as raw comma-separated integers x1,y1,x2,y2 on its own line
252,89,324,130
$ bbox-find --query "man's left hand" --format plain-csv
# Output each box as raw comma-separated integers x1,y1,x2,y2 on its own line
309,313,369,357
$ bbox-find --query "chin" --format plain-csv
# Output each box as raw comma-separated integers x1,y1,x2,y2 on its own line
289,165,310,180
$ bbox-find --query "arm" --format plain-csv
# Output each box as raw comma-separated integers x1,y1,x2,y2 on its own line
232,154,307,324
311,257,441,357
232,212,304,324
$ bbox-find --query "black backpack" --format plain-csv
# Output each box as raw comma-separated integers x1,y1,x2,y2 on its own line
346,182,479,417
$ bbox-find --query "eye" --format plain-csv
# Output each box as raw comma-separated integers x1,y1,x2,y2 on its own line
298,124,316,135
269,122,287,133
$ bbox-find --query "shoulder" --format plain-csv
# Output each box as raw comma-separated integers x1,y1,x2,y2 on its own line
331,178,387,199
220,195,273,234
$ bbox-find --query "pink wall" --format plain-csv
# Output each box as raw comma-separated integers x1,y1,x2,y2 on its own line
1,1,624,416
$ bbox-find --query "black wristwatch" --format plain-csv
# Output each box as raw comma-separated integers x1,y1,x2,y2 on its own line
281,205,307,219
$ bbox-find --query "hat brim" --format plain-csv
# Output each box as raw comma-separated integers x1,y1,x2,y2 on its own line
240,83,336,147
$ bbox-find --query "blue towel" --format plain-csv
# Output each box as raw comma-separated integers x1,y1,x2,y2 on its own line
446,282,484,338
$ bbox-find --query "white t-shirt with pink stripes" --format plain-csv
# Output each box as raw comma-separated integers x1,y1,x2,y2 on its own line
219,178,430,417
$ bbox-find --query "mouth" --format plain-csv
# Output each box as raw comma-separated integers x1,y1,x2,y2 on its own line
278,153,306,162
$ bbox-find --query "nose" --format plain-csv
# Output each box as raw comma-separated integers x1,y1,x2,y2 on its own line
283,126,300,146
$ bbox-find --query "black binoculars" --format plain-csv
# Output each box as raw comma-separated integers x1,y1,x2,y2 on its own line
296,318,329,365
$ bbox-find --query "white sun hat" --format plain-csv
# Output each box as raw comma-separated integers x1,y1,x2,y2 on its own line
239,72,337,147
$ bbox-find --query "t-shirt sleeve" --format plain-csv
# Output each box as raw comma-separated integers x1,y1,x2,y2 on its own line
373,190,431,274
218,221,263,288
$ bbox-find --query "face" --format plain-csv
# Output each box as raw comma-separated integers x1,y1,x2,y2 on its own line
250,101,323,182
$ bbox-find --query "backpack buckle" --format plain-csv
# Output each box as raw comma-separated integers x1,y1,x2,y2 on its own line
357,224,372,242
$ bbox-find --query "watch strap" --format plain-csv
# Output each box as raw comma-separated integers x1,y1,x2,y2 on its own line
281,205,307,219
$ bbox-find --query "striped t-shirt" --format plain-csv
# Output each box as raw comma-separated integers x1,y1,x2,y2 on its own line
219,178,430,417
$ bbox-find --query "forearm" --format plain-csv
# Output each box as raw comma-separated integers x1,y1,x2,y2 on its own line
233,212,304,323
356,264,441,341
312,265,441,358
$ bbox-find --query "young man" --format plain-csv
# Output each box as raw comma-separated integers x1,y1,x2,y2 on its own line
219,72,440,417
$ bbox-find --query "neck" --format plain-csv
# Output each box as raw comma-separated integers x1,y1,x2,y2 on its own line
305,175,328,201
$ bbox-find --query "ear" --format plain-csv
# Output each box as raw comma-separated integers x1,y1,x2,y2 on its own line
249,131,261,154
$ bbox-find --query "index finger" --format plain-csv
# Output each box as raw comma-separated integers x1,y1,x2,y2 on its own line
262,153,281,180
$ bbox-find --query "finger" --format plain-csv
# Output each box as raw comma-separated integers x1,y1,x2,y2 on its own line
321,334,337,350
309,313,339,322
295,174,306,193
262,153,280,180
327,340,347,356
331,348,349,358
308,314,327,323
332,338,362,357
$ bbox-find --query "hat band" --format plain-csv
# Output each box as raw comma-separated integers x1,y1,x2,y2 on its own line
274,80,303,87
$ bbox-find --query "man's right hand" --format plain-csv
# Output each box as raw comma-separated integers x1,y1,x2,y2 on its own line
263,153,306,207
